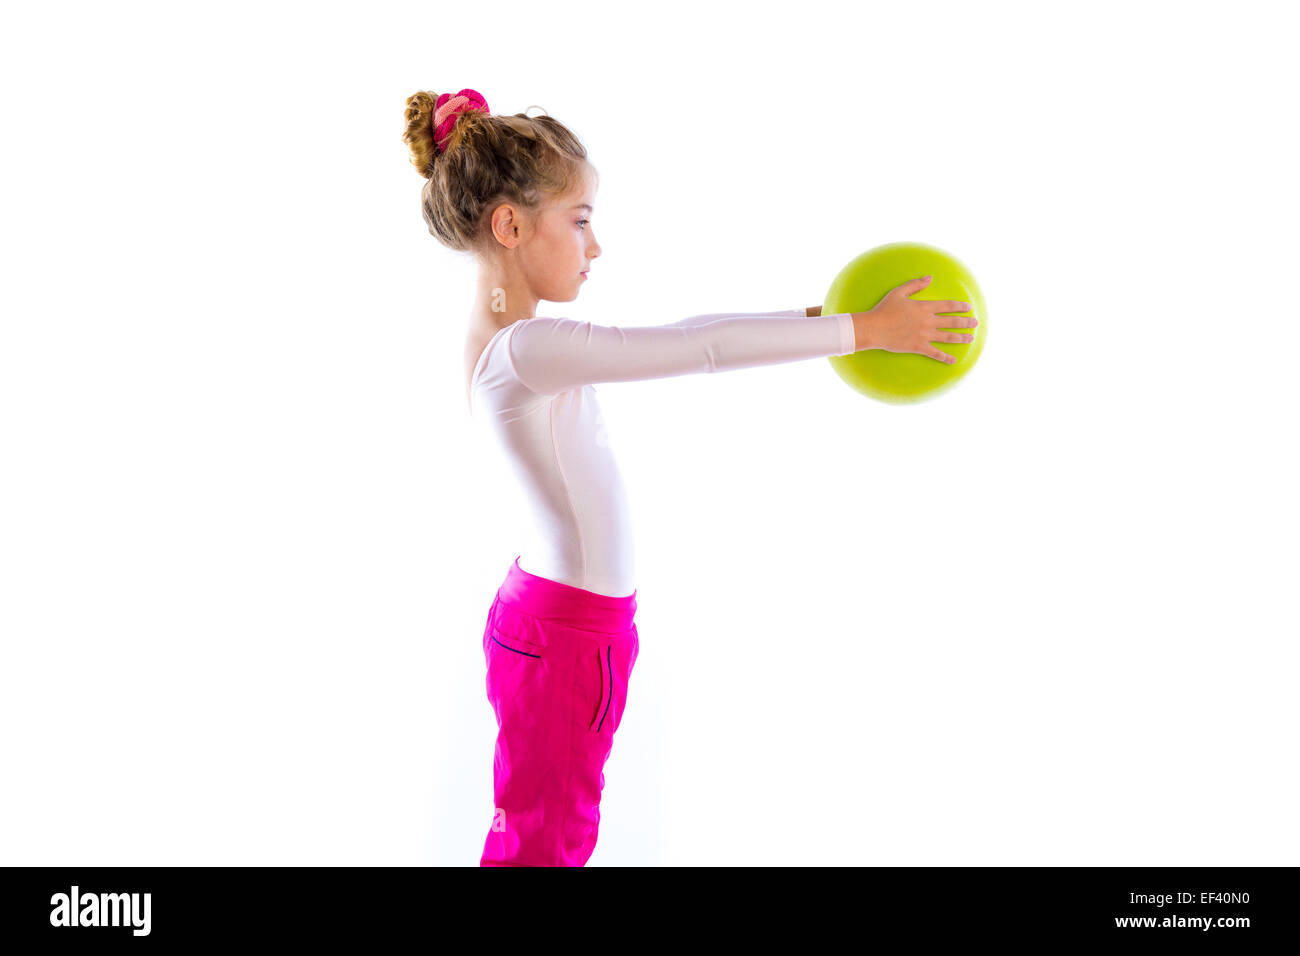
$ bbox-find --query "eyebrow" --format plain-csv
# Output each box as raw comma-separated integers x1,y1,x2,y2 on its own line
572,204,593,213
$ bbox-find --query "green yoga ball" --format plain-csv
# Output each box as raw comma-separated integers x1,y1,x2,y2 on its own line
825,241,987,404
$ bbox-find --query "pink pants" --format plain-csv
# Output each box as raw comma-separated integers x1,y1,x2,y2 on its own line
480,556,639,866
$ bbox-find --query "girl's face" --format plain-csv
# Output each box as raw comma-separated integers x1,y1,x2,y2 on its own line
519,164,601,303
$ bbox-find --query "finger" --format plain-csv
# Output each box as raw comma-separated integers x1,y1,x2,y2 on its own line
938,316,979,328
933,300,974,314
925,347,956,364
897,275,932,296
936,331,975,344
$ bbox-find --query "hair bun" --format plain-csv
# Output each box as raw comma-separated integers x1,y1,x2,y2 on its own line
402,91,441,179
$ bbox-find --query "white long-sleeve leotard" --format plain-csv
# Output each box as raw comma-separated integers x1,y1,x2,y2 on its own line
469,308,857,596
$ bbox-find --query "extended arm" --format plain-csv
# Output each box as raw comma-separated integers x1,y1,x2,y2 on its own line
506,311,857,395
661,307,808,329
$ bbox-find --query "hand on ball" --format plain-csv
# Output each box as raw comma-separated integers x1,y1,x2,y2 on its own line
860,275,978,365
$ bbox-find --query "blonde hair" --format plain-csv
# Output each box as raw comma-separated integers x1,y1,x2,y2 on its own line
402,92,592,255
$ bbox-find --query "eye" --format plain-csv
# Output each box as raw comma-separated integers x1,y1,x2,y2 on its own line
576,219,590,229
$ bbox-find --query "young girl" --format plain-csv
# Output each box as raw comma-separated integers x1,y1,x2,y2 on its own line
402,88,977,866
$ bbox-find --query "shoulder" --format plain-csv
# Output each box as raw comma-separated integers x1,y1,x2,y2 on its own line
506,315,596,350
473,321,548,403
512,315,583,333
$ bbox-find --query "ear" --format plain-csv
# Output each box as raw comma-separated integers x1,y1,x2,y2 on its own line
490,203,519,248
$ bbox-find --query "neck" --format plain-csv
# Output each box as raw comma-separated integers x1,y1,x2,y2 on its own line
471,264,538,332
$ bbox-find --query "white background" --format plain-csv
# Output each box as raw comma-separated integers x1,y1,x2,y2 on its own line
2,0,1296,866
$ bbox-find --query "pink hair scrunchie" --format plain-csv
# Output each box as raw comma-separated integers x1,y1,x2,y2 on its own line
433,88,490,154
